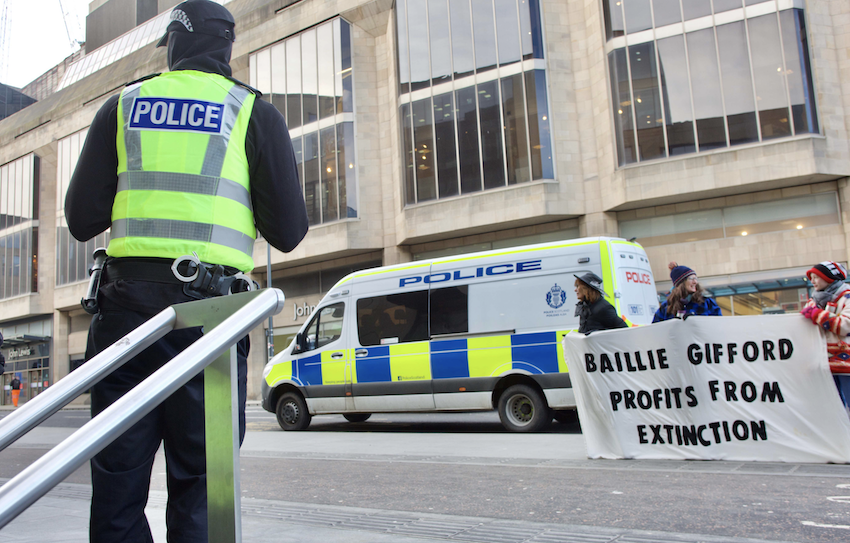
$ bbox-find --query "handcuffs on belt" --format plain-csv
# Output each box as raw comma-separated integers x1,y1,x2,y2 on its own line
171,252,258,300
82,249,258,314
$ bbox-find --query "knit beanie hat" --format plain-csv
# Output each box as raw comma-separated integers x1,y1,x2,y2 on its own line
807,261,847,284
669,261,696,287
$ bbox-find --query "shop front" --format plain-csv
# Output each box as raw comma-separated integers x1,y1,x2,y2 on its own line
0,335,51,407
655,267,814,317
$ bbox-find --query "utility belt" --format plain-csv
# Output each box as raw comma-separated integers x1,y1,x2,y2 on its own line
82,249,257,315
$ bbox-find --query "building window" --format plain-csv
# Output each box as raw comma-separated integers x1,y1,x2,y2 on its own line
0,154,39,299
603,2,818,166
297,303,345,352
250,18,357,226
396,0,554,205
619,192,840,246
357,291,429,346
56,129,110,287
711,285,809,316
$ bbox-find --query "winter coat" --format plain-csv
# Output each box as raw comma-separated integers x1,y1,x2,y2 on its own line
802,284,850,374
577,297,628,334
652,297,722,323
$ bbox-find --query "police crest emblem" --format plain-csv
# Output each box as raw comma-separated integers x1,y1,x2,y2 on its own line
546,284,567,309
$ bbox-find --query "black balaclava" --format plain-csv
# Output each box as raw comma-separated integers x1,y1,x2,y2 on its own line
157,0,236,77
167,31,233,77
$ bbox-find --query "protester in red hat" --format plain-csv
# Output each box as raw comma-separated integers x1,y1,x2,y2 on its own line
652,262,722,322
801,261,850,413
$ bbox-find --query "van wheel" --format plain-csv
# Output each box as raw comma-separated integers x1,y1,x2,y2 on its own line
276,392,311,431
343,413,371,423
498,385,551,432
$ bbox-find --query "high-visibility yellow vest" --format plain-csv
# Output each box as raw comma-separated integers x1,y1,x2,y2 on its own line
110,70,257,272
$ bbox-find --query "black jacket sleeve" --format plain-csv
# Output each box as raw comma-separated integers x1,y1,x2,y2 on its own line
66,88,309,254
245,99,309,253
65,94,120,242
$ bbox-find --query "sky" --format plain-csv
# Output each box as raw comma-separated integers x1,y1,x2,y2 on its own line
2,0,89,88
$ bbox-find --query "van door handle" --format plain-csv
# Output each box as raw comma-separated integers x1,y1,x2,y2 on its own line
355,349,368,357
330,352,344,359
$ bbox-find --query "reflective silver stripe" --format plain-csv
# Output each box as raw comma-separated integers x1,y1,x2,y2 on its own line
117,171,251,209
111,218,254,257
202,84,251,177
121,84,144,171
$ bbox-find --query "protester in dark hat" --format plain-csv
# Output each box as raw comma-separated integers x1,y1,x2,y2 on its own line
574,272,628,334
801,260,850,415
652,262,722,322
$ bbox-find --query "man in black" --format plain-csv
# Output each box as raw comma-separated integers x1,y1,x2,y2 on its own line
9,375,21,407
65,1,309,541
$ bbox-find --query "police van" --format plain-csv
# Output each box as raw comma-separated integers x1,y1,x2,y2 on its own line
261,237,658,432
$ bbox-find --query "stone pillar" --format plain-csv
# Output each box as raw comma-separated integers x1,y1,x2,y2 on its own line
383,246,412,266
52,310,70,383
838,178,850,262
578,212,620,238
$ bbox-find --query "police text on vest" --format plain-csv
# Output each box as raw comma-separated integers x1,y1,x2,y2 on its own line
129,97,224,134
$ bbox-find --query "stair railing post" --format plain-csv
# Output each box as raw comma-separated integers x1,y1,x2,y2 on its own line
0,288,285,534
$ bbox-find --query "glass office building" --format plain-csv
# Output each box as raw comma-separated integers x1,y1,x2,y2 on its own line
603,0,818,165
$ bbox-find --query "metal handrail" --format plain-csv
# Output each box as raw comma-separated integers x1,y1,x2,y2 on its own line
0,288,285,538
0,310,175,452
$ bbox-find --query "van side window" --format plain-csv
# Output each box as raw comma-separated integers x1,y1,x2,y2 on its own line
430,286,468,336
357,291,428,346
297,303,345,353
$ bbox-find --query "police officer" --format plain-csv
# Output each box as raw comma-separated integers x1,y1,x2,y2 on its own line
65,1,309,541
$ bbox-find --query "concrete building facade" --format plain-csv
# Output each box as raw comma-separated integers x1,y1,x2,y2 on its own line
1,0,848,405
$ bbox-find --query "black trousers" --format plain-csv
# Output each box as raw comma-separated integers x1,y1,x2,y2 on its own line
86,281,248,543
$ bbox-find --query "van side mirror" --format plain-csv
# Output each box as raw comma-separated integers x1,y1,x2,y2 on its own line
295,332,304,352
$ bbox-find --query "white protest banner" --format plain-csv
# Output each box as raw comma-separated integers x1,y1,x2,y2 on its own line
562,314,850,463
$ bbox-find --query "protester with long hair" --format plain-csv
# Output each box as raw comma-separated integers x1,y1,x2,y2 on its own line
800,261,850,413
652,262,722,322
574,272,627,334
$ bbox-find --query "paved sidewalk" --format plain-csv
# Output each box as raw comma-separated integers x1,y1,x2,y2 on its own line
7,480,809,543
0,480,799,543
0,418,821,543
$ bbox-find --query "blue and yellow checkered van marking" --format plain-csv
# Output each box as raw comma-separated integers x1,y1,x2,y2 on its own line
468,335,512,377
265,359,294,387
431,339,469,379
510,332,559,374
297,353,322,386
265,328,575,389
390,341,431,381
355,346,390,383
